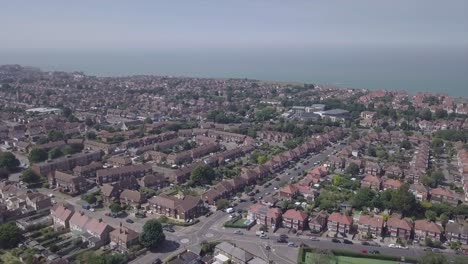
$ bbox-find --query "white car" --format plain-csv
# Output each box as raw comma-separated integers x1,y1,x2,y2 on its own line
273,187,278,190
388,244,396,248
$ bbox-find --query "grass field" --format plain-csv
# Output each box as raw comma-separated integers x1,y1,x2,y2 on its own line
304,252,398,264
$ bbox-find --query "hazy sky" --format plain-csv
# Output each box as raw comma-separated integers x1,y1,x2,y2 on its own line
1,0,468,51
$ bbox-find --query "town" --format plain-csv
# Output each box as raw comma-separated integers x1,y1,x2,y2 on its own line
0,64,467,264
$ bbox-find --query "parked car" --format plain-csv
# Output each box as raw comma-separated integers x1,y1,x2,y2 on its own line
287,242,298,247
360,250,368,254
234,230,243,235
276,238,287,243
361,241,370,246
126,219,134,224
388,244,397,248
310,237,320,241
370,250,380,254
259,234,269,239
331,238,341,243
343,239,353,244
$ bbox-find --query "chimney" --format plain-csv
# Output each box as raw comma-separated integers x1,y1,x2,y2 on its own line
80,211,84,216
99,218,102,223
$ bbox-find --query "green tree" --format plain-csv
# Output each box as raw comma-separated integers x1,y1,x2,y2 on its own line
81,193,97,205
28,148,48,163
0,223,23,249
86,131,97,140
109,202,123,213
62,145,75,155
425,210,437,222
345,163,359,176
216,199,230,210
85,117,94,126
419,252,448,264
47,130,64,142
140,219,165,249
20,169,40,183
48,147,63,159
144,117,153,124
351,188,376,210
257,155,267,165
0,152,20,170
400,140,412,150
191,164,216,185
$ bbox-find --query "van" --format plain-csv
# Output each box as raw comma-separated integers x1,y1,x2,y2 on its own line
225,208,234,214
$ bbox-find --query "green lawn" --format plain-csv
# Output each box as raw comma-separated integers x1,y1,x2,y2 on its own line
304,252,398,264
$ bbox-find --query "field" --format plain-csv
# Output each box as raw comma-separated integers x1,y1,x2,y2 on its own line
304,252,400,264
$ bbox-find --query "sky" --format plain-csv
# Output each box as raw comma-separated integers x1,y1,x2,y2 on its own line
1,0,468,52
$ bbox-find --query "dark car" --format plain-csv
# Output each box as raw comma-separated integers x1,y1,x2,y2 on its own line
276,238,287,243
370,250,380,254
331,238,341,243
152,259,162,264
361,241,370,246
343,239,353,244
125,219,134,223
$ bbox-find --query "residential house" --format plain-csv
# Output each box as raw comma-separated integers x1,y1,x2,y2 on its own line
358,215,384,238
149,194,205,220
282,209,308,231
96,164,152,184
109,225,140,251
247,204,282,231
445,221,468,245
308,211,328,233
119,189,146,208
51,171,88,195
430,187,460,206
279,184,298,200
414,220,443,241
386,216,413,240
328,212,353,235
383,179,402,190
409,183,429,201
361,175,382,191
50,203,74,231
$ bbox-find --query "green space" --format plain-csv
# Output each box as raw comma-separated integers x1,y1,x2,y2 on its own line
305,252,399,264
224,217,249,228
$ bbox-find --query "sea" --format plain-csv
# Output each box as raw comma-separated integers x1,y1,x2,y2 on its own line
1,45,467,97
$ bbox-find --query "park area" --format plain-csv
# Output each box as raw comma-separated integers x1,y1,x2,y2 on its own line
299,248,417,264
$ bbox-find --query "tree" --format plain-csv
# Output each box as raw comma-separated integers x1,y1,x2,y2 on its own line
62,107,72,118
216,199,230,210
351,188,376,210
400,140,412,150
48,147,63,159
144,117,153,124
425,210,437,222
47,130,64,142
420,109,433,121
20,169,40,184
140,219,165,249
109,202,123,213
82,193,97,205
62,145,75,155
77,252,127,264
439,213,449,227
345,163,359,176
419,252,448,264
0,152,20,170
191,164,216,185
0,168,9,180
0,223,23,249
257,155,267,165
29,148,48,163
85,117,94,126
86,131,97,140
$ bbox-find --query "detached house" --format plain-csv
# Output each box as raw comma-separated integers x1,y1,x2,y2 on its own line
279,184,298,200
149,194,205,220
